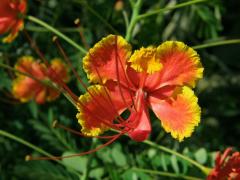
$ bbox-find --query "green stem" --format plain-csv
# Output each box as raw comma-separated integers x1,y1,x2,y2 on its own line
132,167,203,180
26,15,87,54
26,26,82,33
193,39,240,49
138,0,208,19
0,130,53,158
125,0,142,41
143,140,211,175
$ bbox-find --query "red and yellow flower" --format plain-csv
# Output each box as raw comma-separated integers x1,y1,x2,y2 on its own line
12,56,69,104
76,35,203,142
0,0,27,43
208,148,240,180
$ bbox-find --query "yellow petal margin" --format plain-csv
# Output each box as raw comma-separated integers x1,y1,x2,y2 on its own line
151,86,201,141
76,85,111,136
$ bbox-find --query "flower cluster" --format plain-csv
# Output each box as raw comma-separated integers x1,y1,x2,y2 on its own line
208,148,240,180
0,0,27,43
76,35,203,142
12,56,69,104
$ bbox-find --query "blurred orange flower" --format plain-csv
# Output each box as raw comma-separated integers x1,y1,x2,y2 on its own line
208,148,240,180
76,35,203,142
0,0,27,43
12,56,69,104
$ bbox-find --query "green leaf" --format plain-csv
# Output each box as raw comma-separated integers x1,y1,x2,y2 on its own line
194,148,208,164
111,144,127,167
122,169,151,180
89,167,104,180
147,148,157,158
62,151,88,173
106,164,121,180
96,147,113,163
171,155,179,174
28,101,38,119
122,170,138,180
160,153,169,171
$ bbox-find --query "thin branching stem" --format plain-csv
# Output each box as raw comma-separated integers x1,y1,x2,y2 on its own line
125,0,142,41
26,15,87,54
132,167,203,180
143,140,212,175
193,39,240,49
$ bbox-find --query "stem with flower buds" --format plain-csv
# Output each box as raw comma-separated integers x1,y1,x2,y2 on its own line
26,15,87,54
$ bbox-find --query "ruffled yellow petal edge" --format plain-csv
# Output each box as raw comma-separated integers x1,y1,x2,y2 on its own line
76,85,109,136
157,41,204,87
162,86,201,141
82,34,132,83
129,46,163,74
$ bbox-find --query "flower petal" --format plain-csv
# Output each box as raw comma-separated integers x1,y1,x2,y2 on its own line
76,83,133,136
0,0,27,43
12,76,37,102
49,58,69,82
83,35,131,84
35,88,47,104
150,86,201,141
128,89,151,142
155,41,203,88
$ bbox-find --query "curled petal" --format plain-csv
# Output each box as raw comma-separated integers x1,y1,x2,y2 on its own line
150,86,201,141
83,35,131,84
129,47,162,74
155,41,203,88
128,89,151,142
